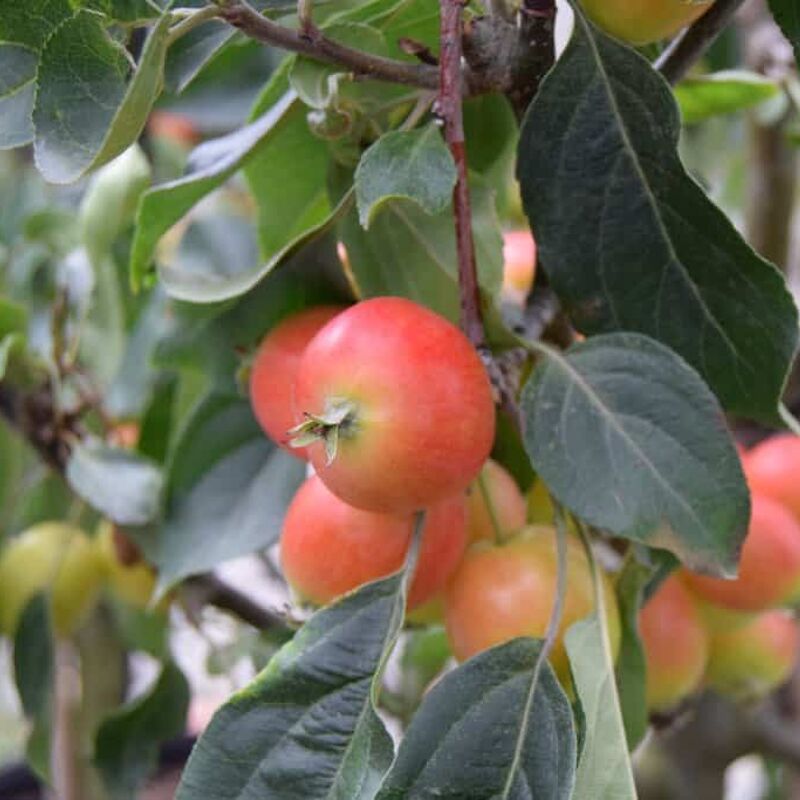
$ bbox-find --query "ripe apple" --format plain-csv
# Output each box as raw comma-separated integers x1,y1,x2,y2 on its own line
639,575,709,711
148,110,201,147
467,459,527,542
705,611,799,701
744,434,800,522
501,230,537,303
443,525,620,681
683,494,800,612
580,0,713,46
292,297,495,514
280,475,467,610
98,524,160,611
0,522,106,637
249,306,343,455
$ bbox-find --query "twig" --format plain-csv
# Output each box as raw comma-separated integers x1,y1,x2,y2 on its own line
217,0,445,90
655,0,749,85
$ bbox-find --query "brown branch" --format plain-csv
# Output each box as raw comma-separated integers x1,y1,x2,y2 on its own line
217,0,445,90
655,0,749,85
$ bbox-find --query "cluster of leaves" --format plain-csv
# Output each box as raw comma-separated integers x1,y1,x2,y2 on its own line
1,0,800,797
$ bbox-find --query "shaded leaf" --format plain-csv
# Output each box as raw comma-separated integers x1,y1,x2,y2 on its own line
378,639,576,800
0,44,38,149
522,333,749,576
768,0,800,64
66,440,164,526
164,20,235,94
517,4,798,422
13,594,53,719
177,574,407,800
355,124,456,228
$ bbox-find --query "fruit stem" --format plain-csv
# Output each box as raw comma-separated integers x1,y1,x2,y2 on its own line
287,399,357,464
477,471,505,545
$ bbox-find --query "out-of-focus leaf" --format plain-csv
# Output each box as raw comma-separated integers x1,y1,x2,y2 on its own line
675,71,781,124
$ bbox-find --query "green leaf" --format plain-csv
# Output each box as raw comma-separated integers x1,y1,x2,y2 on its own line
76,0,166,22
156,394,305,591
129,63,302,295
522,333,749,576
517,3,799,423
768,0,800,64
355,124,456,228
176,574,407,800
66,439,164,526
675,70,781,124
377,639,576,800
95,662,189,800
34,11,170,184
0,333,23,380
566,614,636,800
339,179,503,324
0,0,73,48
164,19,235,94
0,44,38,149
13,594,53,719
0,295,28,337
614,558,651,751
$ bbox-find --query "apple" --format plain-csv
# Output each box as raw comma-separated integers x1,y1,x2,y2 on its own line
705,611,799,701
292,297,495,513
443,525,620,682
639,575,709,711
467,459,527,542
580,0,713,46
249,306,344,455
501,230,537,303
280,475,467,610
0,522,106,636
683,494,800,612
744,434,800,522
98,524,160,611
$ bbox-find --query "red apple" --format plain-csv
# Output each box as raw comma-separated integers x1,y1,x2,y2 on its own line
467,459,527,542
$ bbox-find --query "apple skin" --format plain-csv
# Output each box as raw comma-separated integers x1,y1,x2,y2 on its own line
705,611,799,701
639,575,709,711
97,524,160,611
580,0,713,46
683,494,800,612
294,297,495,514
249,306,344,456
501,230,537,303
744,434,800,523
467,459,527,542
280,475,467,610
443,525,620,682
0,522,106,637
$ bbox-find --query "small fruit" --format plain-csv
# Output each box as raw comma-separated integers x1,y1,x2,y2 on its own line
705,611,799,701
744,434,800,522
280,475,467,610
98,524,159,611
639,575,709,711
292,297,495,513
0,522,106,636
580,0,713,46
249,306,343,455
148,111,201,147
467,460,527,542
683,495,800,612
443,526,620,681
501,230,537,302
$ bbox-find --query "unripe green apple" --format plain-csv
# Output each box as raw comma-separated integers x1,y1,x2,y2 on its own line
467,459,527,543
639,575,709,711
705,611,799,701
580,0,713,46
97,524,161,611
0,522,106,637
444,525,621,683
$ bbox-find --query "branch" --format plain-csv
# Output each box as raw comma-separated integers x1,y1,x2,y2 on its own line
217,0,444,90
655,0,749,85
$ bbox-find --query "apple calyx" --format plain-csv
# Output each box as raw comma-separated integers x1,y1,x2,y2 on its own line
288,399,357,464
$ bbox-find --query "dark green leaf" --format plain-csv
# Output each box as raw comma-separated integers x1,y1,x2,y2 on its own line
675,70,781,124
377,639,576,800
517,5,798,422
339,179,502,324
164,20,235,94
13,594,53,718
177,574,407,800
76,0,166,22
522,333,749,576
0,333,24,380
614,558,651,751
156,394,305,591
34,11,170,184
95,662,189,800
66,439,164,526
768,0,800,64
566,614,636,800
463,93,517,174
0,0,73,49
355,124,456,228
